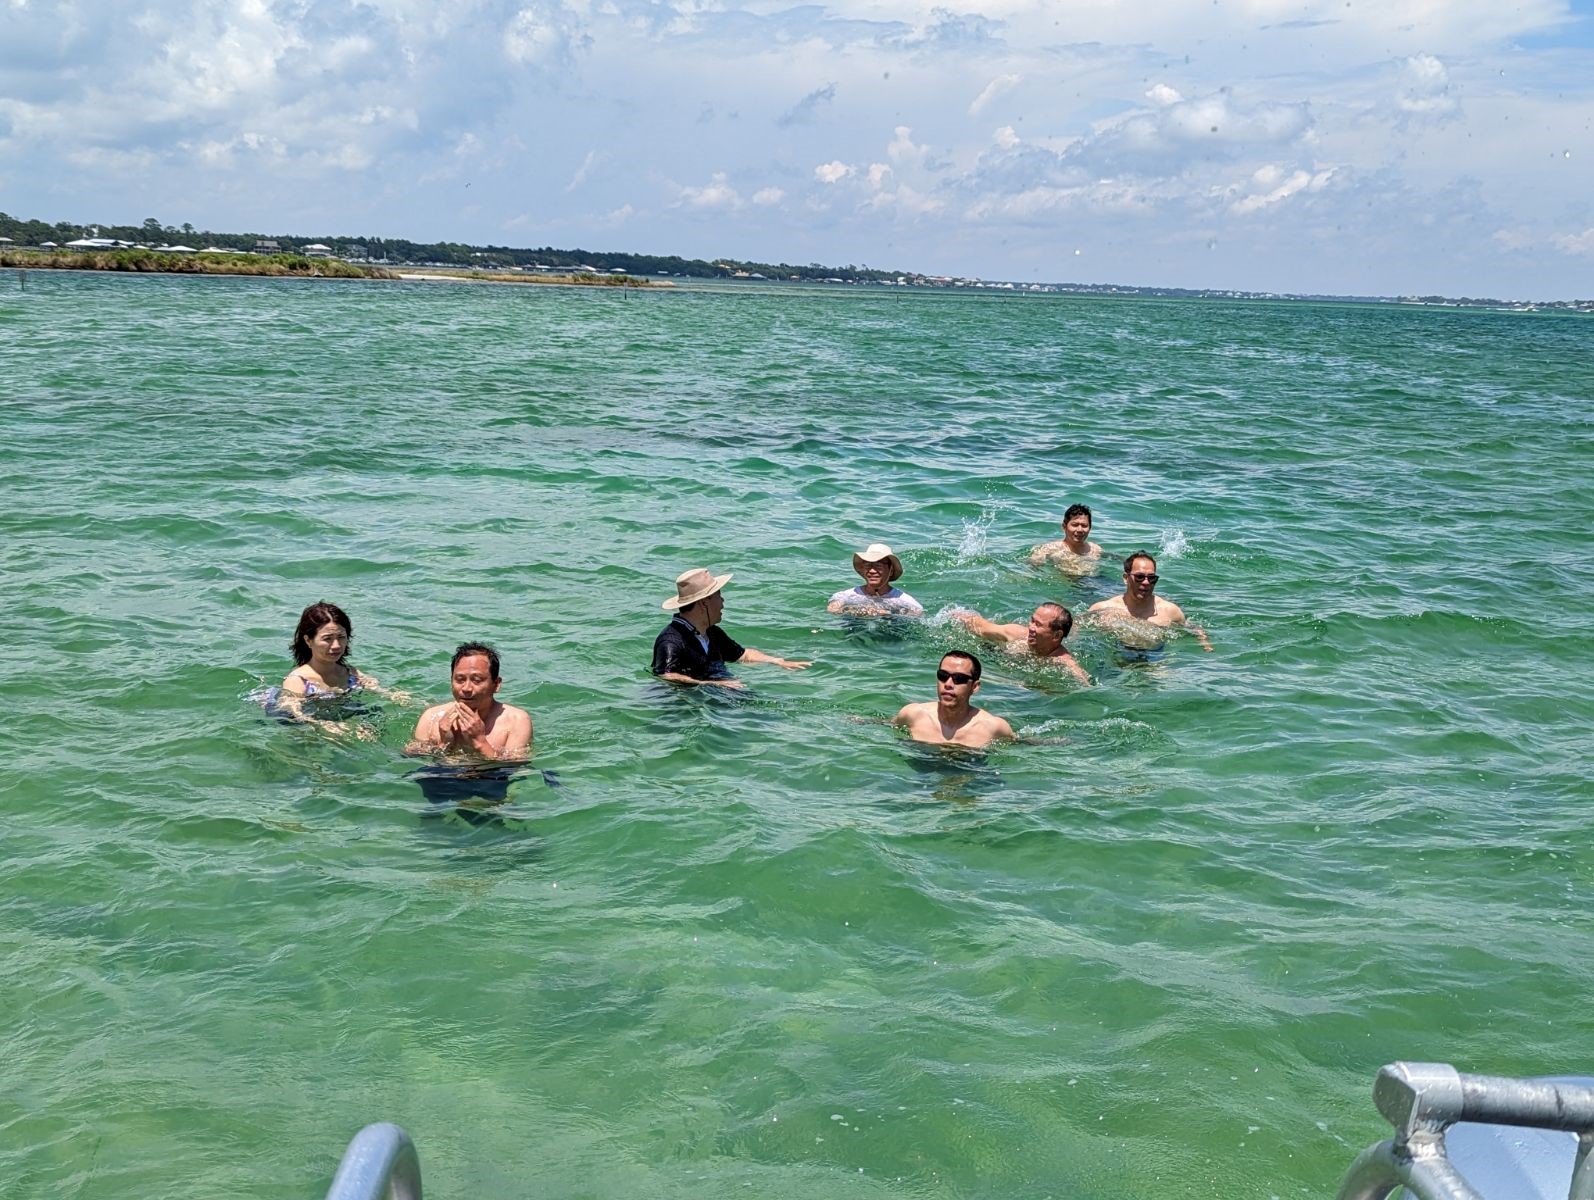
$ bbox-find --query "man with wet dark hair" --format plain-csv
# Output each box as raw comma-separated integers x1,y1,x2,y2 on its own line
953,602,1091,684
407,641,533,759
890,651,1014,749
1088,552,1213,651
1029,502,1104,571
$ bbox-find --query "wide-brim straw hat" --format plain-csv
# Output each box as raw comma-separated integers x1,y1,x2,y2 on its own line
661,567,733,610
852,543,903,582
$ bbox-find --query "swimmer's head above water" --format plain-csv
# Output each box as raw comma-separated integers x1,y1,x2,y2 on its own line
450,642,502,708
1124,552,1158,600
1026,602,1074,655
1061,503,1093,544
292,601,353,666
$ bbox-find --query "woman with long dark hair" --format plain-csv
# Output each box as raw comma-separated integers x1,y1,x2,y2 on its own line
274,601,403,734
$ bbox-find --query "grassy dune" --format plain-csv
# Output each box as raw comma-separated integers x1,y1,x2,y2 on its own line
0,248,395,279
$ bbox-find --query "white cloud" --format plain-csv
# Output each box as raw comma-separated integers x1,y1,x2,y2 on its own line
866,162,891,187
1064,89,1315,176
866,181,942,216
566,148,603,191
815,160,852,183
778,83,837,127
963,178,1169,221
678,172,741,209
969,73,1020,116
504,4,589,68
1228,164,1335,215
1397,53,1457,117
751,186,784,205
887,8,1003,52
1146,83,1183,107
1552,227,1594,256
993,125,1019,149
886,125,928,166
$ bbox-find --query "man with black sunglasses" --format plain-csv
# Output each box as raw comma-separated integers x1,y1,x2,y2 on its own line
889,651,1014,749
1087,552,1213,651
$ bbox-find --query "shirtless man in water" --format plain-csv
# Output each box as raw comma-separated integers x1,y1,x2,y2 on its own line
1088,552,1213,651
406,642,533,760
891,652,1014,749
953,602,1091,684
1029,503,1104,573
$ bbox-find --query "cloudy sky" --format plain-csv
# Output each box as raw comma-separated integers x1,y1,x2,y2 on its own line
3,0,1592,297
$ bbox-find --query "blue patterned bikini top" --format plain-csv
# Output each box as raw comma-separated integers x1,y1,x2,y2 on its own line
301,667,362,697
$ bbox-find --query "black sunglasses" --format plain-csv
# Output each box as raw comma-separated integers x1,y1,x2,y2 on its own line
936,668,976,685
1129,571,1159,583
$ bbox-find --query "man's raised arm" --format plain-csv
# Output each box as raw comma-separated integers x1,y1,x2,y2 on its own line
953,609,1022,644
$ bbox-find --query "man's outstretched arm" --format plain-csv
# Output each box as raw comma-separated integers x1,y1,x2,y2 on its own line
953,610,1023,643
658,670,745,689
740,647,812,670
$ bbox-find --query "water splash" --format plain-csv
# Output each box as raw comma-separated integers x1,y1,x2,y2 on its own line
957,499,1002,562
1159,528,1189,559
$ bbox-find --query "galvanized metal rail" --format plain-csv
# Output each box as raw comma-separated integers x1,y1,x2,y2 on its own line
325,1122,422,1200
1338,1062,1594,1200
320,1063,1594,1199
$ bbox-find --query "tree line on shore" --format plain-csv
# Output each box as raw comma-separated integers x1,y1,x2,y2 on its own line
0,212,910,283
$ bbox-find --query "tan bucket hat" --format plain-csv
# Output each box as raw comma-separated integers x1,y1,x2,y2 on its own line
661,566,733,610
852,543,903,582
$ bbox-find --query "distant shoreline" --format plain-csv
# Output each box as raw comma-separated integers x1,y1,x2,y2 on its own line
0,249,665,290
0,250,1584,313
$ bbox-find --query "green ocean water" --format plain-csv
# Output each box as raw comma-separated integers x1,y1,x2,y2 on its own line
1,271,1591,1199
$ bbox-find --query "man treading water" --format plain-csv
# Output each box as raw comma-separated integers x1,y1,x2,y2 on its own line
1087,551,1213,651
827,542,924,617
890,651,1015,750
952,602,1091,684
651,566,811,690
1028,502,1104,574
406,642,533,760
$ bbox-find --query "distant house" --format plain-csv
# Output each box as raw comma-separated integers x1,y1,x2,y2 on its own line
254,239,281,253
303,243,333,258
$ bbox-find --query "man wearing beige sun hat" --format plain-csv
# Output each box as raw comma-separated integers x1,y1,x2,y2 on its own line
651,567,812,689
827,543,924,617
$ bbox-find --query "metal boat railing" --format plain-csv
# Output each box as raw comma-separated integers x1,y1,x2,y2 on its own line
1337,1062,1594,1200
321,1062,1594,1200
325,1122,422,1200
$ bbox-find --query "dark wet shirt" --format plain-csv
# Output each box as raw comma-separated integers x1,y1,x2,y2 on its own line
651,616,744,680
